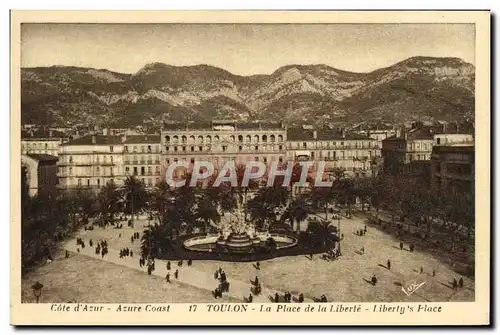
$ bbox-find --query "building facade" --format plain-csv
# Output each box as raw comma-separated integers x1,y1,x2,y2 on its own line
382,126,474,177
160,121,287,175
21,129,66,156
430,143,475,195
58,135,124,189
122,135,162,187
21,154,59,196
286,127,381,178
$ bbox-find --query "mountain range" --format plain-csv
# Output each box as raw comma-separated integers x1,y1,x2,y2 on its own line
21,56,475,127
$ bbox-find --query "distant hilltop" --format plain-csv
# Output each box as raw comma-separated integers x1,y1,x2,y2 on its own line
21,56,475,127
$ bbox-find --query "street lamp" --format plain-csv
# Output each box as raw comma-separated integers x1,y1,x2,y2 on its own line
31,281,43,303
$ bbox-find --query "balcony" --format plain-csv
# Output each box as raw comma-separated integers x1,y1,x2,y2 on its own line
132,160,138,164
124,160,130,164
147,160,153,164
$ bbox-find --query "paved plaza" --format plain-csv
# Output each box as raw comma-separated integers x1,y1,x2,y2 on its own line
22,213,474,303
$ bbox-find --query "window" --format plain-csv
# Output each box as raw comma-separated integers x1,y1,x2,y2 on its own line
78,179,82,187
45,143,48,149
148,166,152,174
255,146,258,151
141,146,145,153
156,178,160,184
174,147,178,152
97,179,101,187
279,157,283,163
141,166,145,175
141,178,145,184
69,156,73,163
147,145,152,153
263,157,267,163
263,135,268,143
238,135,243,142
124,146,128,152
182,146,186,152
87,179,90,187
199,146,203,151
125,167,130,172
190,158,195,164
148,179,153,186
110,156,113,164
133,146,137,152
303,142,307,149
110,146,114,152
437,138,441,145
97,166,100,174
239,146,242,151
165,146,169,152
222,146,227,152
69,167,73,175
279,145,283,150
191,146,195,152
255,157,259,161
133,167,138,175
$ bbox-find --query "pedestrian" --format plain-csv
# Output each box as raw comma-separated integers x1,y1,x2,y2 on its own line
310,253,313,260
387,259,391,270
453,278,458,290
420,266,423,274
364,225,367,233
65,250,69,259
77,248,80,254
166,273,170,283
298,293,304,303
89,239,93,247
131,236,134,243
275,293,280,303
248,293,253,303
254,276,259,286
256,261,260,270
187,259,192,266
174,269,179,279
130,251,133,257
432,269,436,277
371,274,377,286
399,242,403,250
360,246,364,255
167,261,171,270
459,277,464,288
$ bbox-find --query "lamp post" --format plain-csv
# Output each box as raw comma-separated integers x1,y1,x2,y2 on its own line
31,281,43,303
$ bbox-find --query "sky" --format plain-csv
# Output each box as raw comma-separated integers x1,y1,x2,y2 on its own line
21,23,475,76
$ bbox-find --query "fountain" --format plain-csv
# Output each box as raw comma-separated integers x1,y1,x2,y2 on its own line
183,192,298,255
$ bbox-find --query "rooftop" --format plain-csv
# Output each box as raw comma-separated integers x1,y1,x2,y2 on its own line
122,135,161,144
286,128,372,141
162,121,285,131
62,135,123,146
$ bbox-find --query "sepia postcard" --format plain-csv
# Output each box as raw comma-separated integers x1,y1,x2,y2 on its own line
10,10,490,326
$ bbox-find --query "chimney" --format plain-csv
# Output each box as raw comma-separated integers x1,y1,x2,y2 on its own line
92,135,96,144
313,130,317,140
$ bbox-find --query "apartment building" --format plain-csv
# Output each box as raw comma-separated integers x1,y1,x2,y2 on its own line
286,127,381,178
58,135,124,189
122,135,161,187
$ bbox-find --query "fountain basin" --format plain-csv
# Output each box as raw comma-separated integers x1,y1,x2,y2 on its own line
183,233,298,253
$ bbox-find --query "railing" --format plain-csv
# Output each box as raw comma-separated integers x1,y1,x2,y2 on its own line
147,160,153,164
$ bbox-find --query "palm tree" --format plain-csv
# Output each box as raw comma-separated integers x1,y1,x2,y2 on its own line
97,181,120,226
306,218,337,248
282,196,309,233
195,195,220,233
151,180,171,225
123,176,147,223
